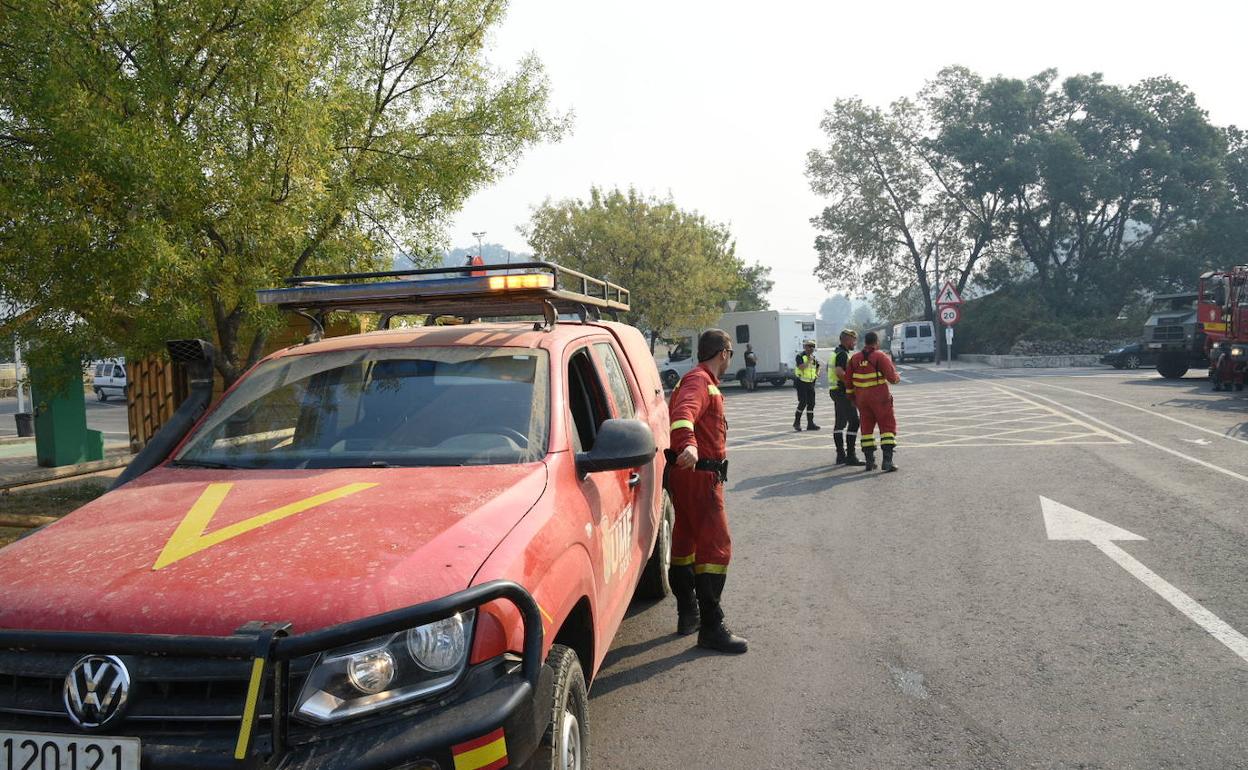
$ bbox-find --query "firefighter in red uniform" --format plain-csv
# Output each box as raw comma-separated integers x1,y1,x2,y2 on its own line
846,330,902,473
665,329,748,654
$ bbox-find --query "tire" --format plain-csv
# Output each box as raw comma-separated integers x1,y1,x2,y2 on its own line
770,378,787,387
1124,354,1141,369
636,492,673,600
95,388,107,402
531,645,590,770
1156,353,1189,379
661,370,680,390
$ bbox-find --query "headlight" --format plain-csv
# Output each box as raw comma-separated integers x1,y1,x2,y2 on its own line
295,610,475,724
1232,347,1245,360
406,613,469,672
1109,348,1123,354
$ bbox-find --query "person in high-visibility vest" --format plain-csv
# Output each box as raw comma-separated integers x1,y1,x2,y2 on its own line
666,329,748,654
793,340,821,432
845,331,902,472
829,328,866,466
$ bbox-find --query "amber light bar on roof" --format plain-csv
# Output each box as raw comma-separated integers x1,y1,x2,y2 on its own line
488,273,554,291
256,261,629,320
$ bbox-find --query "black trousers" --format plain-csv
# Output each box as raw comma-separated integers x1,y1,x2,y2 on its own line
795,381,816,412
831,391,860,434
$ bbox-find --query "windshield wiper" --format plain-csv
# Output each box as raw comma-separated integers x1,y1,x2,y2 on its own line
169,459,241,469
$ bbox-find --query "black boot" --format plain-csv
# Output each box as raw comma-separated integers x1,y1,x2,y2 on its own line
669,564,699,635
806,412,820,431
863,448,876,471
793,411,803,431
834,433,846,464
843,433,866,466
882,446,898,473
694,572,748,654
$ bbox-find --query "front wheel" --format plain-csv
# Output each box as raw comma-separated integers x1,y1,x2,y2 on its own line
530,645,590,770
770,378,787,387
1124,353,1141,369
1156,353,1189,379
661,370,680,390
95,388,107,402
636,492,673,600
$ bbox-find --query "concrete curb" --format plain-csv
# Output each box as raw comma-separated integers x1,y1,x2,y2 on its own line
958,354,1105,369
0,451,132,491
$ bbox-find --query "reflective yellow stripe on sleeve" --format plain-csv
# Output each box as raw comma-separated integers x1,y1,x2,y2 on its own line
707,385,721,396
671,419,695,431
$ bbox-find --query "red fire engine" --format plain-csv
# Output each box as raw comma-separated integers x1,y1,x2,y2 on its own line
1197,267,1248,391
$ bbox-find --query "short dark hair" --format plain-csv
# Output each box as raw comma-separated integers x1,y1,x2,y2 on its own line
864,331,879,346
698,329,732,362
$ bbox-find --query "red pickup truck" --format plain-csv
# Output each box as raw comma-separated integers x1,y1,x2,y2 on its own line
0,265,672,770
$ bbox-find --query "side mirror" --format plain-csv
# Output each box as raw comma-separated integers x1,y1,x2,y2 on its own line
576,419,655,475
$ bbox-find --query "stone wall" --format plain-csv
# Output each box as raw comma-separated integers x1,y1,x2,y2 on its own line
1009,338,1132,356
959,354,1105,369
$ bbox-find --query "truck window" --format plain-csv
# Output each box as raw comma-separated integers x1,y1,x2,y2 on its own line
736,325,750,344
919,325,932,338
594,342,636,419
175,347,549,468
567,348,610,452
905,326,918,338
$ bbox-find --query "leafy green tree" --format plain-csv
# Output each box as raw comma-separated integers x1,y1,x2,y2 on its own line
936,70,1225,316
730,262,773,311
0,0,563,384
525,187,744,347
806,78,1008,327
819,294,853,330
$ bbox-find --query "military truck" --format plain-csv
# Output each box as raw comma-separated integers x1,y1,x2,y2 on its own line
1142,292,1206,379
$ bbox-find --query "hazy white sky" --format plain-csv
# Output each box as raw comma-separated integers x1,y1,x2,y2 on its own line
451,0,1248,312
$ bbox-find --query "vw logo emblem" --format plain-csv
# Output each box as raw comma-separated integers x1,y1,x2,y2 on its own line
63,655,131,729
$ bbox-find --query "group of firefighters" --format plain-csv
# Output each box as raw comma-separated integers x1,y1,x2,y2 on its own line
663,327,901,655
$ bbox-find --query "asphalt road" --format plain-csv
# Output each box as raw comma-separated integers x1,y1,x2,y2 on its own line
0,395,131,441
591,364,1248,768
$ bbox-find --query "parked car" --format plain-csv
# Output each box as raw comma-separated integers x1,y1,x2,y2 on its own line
0,265,671,770
1101,342,1153,369
92,359,127,401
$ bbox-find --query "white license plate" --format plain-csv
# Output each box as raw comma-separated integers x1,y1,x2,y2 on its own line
1147,343,1162,349
1,732,140,770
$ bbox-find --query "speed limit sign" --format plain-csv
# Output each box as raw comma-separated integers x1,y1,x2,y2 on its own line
938,305,961,326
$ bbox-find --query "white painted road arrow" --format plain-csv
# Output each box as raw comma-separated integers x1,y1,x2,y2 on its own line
1040,496,1248,665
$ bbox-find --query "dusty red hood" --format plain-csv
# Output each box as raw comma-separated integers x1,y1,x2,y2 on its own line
0,463,547,635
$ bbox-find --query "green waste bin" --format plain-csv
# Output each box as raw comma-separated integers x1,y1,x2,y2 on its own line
30,358,104,467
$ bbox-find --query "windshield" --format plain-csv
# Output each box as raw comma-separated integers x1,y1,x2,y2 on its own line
1150,296,1196,313
175,347,548,469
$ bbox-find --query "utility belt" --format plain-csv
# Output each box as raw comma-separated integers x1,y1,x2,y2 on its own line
663,448,729,486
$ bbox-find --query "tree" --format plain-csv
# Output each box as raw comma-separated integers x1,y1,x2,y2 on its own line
936,70,1225,317
0,0,563,384
849,303,876,330
806,73,1009,327
819,294,853,330
525,187,744,347
730,262,773,311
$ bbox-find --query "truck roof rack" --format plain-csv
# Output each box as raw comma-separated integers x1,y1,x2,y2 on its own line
257,261,629,331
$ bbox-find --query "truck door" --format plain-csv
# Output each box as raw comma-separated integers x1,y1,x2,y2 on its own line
566,345,637,631
590,341,652,590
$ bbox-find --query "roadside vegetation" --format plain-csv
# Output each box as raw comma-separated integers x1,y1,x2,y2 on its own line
0,479,111,548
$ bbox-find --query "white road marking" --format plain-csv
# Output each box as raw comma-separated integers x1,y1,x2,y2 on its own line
1183,438,1212,446
1040,497,1248,665
941,371,1248,484
1021,380,1248,448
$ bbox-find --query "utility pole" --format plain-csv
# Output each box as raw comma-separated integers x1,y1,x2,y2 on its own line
14,335,25,415
934,242,941,366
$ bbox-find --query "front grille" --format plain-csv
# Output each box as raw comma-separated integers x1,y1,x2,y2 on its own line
0,651,308,732
1149,324,1186,342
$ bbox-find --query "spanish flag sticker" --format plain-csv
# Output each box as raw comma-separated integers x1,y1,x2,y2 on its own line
451,727,508,770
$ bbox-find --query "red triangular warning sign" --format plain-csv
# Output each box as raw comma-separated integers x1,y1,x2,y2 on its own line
936,281,963,305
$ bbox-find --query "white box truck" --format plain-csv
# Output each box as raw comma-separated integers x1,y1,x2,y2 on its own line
657,310,818,389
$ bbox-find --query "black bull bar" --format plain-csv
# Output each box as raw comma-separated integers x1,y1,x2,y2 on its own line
0,580,543,767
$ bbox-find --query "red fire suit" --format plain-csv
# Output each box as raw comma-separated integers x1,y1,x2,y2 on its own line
668,362,731,574
845,346,900,452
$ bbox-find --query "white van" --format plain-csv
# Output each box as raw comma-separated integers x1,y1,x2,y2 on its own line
92,359,128,402
890,321,935,363
658,310,817,389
